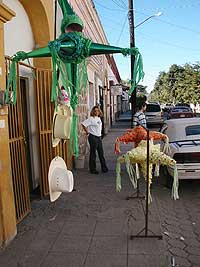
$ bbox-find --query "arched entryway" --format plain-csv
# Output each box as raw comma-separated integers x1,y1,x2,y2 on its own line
4,0,53,222
5,0,72,223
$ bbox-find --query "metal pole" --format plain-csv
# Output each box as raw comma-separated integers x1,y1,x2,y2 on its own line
145,129,150,236
130,125,162,239
128,0,136,128
135,15,154,29
54,0,58,39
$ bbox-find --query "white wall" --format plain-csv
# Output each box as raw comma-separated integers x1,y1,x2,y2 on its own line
56,3,62,38
3,0,35,56
3,0,40,190
107,64,118,85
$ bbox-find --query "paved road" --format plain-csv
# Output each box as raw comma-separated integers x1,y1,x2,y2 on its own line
113,119,200,267
0,117,200,267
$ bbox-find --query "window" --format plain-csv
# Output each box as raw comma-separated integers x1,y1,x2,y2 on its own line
174,152,200,163
171,108,190,113
186,125,200,136
146,104,161,112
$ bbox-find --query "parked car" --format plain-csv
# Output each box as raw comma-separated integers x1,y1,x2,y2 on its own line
175,103,191,108
160,117,200,186
168,106,194,119
145,103,164,126
163,103,174,110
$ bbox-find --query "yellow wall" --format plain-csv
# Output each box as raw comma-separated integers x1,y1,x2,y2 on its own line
0,0,54,247
0,2,17,247
19,0,54,69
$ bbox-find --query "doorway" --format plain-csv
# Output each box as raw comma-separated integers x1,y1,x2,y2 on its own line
99,86,105,137
6,63,31,223
20,78,34,193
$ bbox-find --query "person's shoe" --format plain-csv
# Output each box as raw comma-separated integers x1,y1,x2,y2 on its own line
102,168,108,173
90,170,99,174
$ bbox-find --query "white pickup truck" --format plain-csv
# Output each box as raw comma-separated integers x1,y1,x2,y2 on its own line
160,117,200,186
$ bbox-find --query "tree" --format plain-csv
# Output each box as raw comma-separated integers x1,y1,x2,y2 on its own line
136,84,148,95
149,62,200,105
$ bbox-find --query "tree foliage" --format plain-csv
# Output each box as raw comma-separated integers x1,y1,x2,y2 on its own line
149,63,200,104
121,80,147,93
121,80,148,106
136,84,148,95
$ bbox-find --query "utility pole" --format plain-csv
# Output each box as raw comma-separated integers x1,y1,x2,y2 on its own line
128,0,136,128
54,0,58,39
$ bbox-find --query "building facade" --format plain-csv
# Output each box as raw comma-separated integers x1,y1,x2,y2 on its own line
0,0,121,247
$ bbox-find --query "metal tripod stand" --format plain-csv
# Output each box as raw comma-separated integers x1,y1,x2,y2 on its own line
129,125,162,239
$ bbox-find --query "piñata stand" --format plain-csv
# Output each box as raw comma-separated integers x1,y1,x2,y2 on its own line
116,125,179,239
130,126,162,239
114,125,170,201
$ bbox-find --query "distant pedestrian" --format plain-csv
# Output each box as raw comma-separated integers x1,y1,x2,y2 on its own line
81,106,108,174
163,108,170,120
133,102,147,128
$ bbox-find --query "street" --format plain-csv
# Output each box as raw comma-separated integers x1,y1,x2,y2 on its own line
0,119,200,267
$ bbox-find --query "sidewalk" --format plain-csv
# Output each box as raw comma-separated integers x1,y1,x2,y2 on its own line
0,114,173,267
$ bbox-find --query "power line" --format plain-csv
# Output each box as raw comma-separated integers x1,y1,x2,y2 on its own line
94,1,200,52
137,31,200,52
96,19,200,53
137,2,200,12
96,13,126,27
131,9,200,36
111,0,127,9
95,1,200,36
115,12,128,45
101,25,200,52
156,18,200,35
121,0,128,8
93,0,126,12
118,0,127,8
111,0,126,9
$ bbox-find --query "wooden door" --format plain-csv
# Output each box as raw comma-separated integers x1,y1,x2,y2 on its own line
35,69,73,197
6,59,31,223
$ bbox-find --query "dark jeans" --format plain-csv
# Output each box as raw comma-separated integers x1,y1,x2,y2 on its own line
88,134,108,172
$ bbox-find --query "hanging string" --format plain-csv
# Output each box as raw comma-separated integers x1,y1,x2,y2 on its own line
124,153,137,188
121,47,145,95
172,164,179,200
48,33,91,104
116,157,122,192
5,51,28,104
5,60,17,104
129,50,145,95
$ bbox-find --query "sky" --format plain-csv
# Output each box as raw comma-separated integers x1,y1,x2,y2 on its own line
94,0,200,93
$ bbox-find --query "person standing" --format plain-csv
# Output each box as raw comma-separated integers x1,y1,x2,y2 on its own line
81,106,108,174
133,102,147,128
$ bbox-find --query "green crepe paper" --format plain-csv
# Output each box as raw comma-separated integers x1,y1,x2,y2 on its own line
172,165,179,200
124,154,137,188
5,60,17,104
70,112,78,156
58,0,74,16
48,32,92,111
116,157,122,192
127,48,145,95
5,30,144,156
5,51,28,104
58,0,84,33
6,33,143,105
116,154,137,193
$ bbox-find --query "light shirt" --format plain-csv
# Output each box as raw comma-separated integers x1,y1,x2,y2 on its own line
82,116,102,137
133,111,147,128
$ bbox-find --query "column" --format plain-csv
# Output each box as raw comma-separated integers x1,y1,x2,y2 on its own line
0,3,16,247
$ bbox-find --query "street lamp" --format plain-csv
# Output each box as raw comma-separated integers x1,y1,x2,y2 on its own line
128,3,162,127
135,12,163,29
